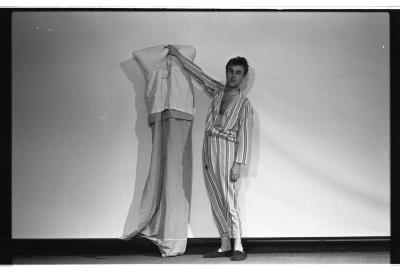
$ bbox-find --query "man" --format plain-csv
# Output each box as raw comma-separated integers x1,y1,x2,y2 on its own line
165,45,253,261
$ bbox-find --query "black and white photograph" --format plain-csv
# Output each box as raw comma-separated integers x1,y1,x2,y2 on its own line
2,4,399,277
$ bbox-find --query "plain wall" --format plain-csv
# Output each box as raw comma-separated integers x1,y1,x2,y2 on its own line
12,11,390,238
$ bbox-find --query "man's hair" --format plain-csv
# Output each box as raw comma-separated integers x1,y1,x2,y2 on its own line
225,56,249,76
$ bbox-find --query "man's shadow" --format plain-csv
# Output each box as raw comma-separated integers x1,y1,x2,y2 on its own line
119,57,152,237
241,67,260,178
237,67,260,234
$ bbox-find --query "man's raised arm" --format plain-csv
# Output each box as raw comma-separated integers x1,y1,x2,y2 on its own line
165,45,223,97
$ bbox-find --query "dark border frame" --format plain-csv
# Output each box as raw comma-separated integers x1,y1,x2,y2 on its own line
1,8,397,264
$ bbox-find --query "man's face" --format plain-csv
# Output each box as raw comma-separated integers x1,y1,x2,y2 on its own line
226,65,245,89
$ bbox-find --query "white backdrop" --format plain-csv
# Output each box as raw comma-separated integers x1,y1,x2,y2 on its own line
12,11,390,238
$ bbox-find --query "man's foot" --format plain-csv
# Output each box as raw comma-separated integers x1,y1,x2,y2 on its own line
231,250,247,261
203,249,232,258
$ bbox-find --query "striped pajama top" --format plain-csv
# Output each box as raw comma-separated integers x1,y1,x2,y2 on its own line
180,56,253,165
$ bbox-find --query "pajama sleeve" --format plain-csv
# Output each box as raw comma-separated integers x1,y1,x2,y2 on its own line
235,99,253,165
179,55,224,97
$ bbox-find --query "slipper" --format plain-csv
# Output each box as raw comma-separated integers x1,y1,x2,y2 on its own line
203,249,232,258
231,250,247,261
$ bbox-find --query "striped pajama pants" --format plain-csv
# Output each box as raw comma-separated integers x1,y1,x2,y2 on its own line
202,133,242,238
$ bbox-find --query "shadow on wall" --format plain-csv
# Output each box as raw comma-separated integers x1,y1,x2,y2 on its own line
237,67,260,235
119,56,194,238
241,67,259,179
119,57,151,237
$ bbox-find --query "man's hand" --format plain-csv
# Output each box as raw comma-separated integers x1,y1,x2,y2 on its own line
230,163,241,182
165,44,179,57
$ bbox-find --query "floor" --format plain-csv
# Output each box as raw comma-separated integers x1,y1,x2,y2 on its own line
8,238,391,264
13,250,389,264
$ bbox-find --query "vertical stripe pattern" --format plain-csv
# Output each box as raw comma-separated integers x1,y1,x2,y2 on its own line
202,90,253,238
180,53,253,238
203,134,242,237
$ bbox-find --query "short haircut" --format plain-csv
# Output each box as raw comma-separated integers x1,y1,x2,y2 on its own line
225,56,249,76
